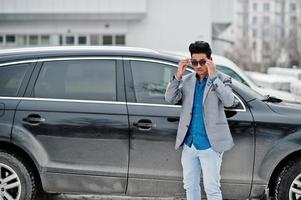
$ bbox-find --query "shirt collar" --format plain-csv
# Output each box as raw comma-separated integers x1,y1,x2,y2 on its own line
195,73,208,81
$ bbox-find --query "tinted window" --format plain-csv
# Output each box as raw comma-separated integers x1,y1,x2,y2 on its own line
34,60,116,101
216,65,248,86
0,64,29,96
232,79,264,101
225,95,244,110
131,61,178,104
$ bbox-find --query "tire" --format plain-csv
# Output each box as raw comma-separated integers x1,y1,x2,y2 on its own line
274,159,301,200
0,150,37,200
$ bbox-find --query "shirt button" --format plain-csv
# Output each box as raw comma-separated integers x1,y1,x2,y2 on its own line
186,125,189,128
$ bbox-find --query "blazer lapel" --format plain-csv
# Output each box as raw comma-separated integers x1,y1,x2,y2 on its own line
203,75,212,104
187,72,196,108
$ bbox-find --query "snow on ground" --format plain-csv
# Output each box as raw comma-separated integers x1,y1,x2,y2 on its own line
246,67,301,101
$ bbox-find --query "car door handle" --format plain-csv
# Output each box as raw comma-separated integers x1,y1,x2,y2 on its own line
167,117,179,122
23,114,45,125
133,119,156,131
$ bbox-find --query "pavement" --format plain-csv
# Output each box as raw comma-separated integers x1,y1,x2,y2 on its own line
37,194,240,200
37,194,179,200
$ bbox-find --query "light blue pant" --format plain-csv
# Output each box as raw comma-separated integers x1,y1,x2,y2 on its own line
181,143,224,200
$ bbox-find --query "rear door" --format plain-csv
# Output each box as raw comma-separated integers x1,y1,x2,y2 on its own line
12,57,129,194
0,61,35,142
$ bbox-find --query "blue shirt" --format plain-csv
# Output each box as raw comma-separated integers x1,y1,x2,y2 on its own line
183,74,211,150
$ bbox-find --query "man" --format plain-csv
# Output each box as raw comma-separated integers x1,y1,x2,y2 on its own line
165,41,235,200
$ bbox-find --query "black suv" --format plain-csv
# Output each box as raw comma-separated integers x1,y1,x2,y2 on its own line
0,46,301,200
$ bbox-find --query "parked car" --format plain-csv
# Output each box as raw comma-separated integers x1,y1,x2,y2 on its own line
168,51,298,102
0,46,301,200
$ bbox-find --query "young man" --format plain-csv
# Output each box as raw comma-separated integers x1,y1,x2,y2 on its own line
165,41,235,200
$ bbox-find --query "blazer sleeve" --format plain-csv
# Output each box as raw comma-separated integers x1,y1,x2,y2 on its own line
165,75,183,104
211,73,235,107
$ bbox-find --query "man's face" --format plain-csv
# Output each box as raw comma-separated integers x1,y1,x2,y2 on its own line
191,53,208,75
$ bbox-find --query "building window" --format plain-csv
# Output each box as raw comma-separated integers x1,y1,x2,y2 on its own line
103,35,113,45
243,29,247,37
0,36,3,44
78,36,87,45
65,36,75,45
59,35,63,45
263,3,270,11
290,16,297,25
290,3,296,11
17,35,28,46
252,29,257,37
252,3,257,11
29,35,38,45
243,15,248,24
6,35,16,44
289,29,294,37
90,35,100,45
263,29,270,37
115,35,125,45
41,35,50,45
263,16,270,24
263,42,270,51
252,41,256,50
252,16,257,24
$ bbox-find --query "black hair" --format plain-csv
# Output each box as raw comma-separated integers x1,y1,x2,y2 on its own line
189,41,212,58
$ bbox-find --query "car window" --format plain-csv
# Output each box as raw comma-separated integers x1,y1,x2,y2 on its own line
232,79,264,101
216,65,249,86
34,60,116,101
225,94,245,110
130,60,181,104
0,63,29,96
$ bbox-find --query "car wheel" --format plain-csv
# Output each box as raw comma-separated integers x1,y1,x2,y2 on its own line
0,150,37,200
274,159,301,200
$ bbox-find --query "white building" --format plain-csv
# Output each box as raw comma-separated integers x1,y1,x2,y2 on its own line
231,0,298,68
211,0,235,56
0,0,217,52
297,0,301,66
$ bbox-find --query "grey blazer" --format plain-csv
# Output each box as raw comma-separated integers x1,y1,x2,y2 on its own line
165,71,235,152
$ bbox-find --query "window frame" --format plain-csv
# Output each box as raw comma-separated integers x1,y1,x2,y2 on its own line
25,57,125,102
215,65,250,87
125,57,246,112
263,3,270,12
0,57,247,112
5,35,16,44
29,35,39,46
0,60,36,97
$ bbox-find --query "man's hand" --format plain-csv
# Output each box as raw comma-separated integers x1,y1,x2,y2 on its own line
176,59,190,80
206,58,216,79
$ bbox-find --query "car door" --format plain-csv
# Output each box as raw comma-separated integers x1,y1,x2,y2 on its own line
124,58,255,199
12,57,129,194
0,61,35,142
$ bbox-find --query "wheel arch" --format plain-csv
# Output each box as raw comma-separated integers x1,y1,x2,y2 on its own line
267,149,301,196
0,139,42,188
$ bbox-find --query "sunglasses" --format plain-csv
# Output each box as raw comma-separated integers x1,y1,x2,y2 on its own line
191,59,207,67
